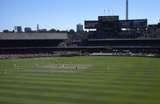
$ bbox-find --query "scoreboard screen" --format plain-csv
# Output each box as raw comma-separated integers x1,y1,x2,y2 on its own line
85,21,98,29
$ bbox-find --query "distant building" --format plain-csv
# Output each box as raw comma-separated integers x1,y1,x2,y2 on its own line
24,27,32,33
38,29,47,33
37,24,39,32
76,24,84,32
14,26,22,32
3,29,10,33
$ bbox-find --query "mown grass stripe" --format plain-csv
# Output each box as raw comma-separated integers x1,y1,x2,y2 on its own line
0,82,157,96
0,87,154,104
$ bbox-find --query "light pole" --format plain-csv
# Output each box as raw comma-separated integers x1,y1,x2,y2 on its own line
126,0,129,20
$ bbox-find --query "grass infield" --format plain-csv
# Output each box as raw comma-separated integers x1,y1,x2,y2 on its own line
0,56,160,104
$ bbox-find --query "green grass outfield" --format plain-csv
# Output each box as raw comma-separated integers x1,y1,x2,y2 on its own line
0,56,160,104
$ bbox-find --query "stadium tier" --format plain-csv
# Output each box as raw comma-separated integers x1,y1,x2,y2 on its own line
0,33,68,54
0,33,68,48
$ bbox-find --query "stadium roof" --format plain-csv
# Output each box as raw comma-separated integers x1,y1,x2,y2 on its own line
0,33,68,40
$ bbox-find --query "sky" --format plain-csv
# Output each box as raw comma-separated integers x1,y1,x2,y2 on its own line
0,0,160,31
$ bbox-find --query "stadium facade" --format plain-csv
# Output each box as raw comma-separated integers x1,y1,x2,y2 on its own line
80,16,160,54
85,16,147,39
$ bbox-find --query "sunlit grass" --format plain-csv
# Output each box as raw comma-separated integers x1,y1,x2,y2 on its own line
0,56,160,104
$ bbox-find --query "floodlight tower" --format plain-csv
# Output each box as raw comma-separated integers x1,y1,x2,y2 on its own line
126,0,129,20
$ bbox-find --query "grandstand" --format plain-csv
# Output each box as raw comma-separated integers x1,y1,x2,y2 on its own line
0,33,68,54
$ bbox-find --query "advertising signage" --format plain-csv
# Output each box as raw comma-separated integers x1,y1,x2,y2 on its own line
98,16,119,22
85,21,98,29
119,19,147,28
